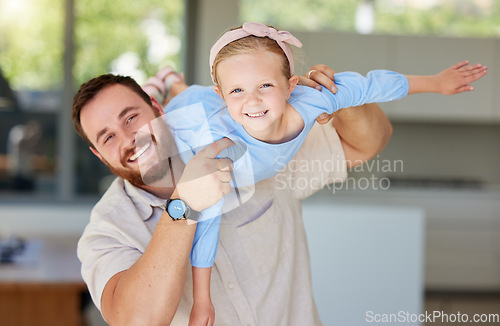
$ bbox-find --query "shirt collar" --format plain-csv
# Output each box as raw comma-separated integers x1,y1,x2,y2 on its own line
123,179,167,221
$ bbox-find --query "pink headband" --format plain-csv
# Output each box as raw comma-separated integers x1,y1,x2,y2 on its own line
209,22,303,83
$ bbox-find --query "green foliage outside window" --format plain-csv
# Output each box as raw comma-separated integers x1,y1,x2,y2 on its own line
240,0,500,38
1,0,499,91
0,0,64,90
0,0,184,91
74,0,184,88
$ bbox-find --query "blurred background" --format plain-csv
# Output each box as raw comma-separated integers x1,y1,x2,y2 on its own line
0,0,499,325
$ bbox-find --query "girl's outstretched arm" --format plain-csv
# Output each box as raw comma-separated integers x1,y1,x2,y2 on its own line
301,65,392,167
407,60,487,95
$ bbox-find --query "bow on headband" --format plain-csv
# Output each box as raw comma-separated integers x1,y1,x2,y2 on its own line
209,22,303,83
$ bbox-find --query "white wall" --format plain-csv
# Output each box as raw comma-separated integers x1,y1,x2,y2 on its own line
190,0,240,85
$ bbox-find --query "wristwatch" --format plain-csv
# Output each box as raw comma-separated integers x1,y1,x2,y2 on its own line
165,198,200,221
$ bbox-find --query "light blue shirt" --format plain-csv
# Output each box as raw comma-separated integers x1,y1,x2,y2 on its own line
164,70,409,267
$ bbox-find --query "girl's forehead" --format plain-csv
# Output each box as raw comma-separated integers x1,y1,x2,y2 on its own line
220,49,284,70
219,53,285,78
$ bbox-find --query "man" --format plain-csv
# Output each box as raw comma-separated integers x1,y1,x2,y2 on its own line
74,65,393,325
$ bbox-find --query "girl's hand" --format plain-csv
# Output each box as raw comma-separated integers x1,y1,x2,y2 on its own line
435,60,487,95
189,298,215,326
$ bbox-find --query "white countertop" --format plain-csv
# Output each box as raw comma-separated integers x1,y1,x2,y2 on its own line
0,236,83,284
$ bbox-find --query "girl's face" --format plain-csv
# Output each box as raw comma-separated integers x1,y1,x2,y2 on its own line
214,49,298,138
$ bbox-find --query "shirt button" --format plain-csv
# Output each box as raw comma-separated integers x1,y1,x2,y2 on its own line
228,282,234,289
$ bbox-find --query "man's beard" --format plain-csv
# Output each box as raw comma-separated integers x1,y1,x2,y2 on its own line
106,161,146,187
105,157,171,188
104,115,180,188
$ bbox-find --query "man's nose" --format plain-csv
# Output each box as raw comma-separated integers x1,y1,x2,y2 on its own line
122,128,137,149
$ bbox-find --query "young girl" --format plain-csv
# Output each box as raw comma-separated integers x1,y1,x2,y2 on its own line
144,22,486,325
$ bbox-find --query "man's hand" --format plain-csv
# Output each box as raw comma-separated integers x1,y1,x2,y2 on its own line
298,64,339,125
176,138,234,212
299,64,338,93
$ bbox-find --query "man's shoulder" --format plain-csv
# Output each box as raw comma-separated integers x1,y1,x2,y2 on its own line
91,178,134,222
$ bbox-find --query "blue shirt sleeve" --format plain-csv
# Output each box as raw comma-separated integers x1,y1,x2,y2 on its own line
190,202,222,268
326,70,409,113
164,85,225,116
190,137,252,268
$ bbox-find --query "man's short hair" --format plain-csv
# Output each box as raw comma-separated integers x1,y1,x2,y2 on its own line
72,74,152,149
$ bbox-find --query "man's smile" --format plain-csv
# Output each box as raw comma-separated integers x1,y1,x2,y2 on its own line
128,141,152,162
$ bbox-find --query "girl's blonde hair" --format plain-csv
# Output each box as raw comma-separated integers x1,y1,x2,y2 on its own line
211,31,292,86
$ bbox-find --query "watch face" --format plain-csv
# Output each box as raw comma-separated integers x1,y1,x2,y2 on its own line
168,199,186,219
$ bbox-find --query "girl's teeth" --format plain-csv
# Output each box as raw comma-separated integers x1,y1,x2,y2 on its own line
246,111,266,117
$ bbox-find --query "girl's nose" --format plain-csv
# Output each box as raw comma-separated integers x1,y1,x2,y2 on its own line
245,91,262,105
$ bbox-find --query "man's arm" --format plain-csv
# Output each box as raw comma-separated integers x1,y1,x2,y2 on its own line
331,103,392,168
100,138,234,326
101,211,196,325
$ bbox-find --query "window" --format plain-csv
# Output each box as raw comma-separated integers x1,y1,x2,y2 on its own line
0,0,185,196
240,0,500,38
0,0,64,194
75,0,184,86
74,0,185,194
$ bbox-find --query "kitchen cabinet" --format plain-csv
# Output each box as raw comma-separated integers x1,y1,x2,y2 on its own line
302,201,425,325
314,187,500,290
0,236,86,326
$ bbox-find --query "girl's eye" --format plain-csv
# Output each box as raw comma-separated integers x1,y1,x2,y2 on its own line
230,88,242,94
261,83,272,88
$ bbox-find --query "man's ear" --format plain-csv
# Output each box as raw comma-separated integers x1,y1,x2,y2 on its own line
286,75,299,99
90,146,104,162
150,96,165,115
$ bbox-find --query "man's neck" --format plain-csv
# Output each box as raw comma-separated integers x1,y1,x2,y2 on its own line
137,184,175,200
135,155,186,200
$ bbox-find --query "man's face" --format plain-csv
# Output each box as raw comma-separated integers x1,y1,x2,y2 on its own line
80,84,177,187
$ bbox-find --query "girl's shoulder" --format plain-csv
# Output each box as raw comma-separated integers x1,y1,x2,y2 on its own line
288,85,332,119
289,85,330,105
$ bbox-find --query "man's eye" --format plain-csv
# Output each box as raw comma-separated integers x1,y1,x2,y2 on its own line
104,134,114,144
230,88,242,94
126,114,137,124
